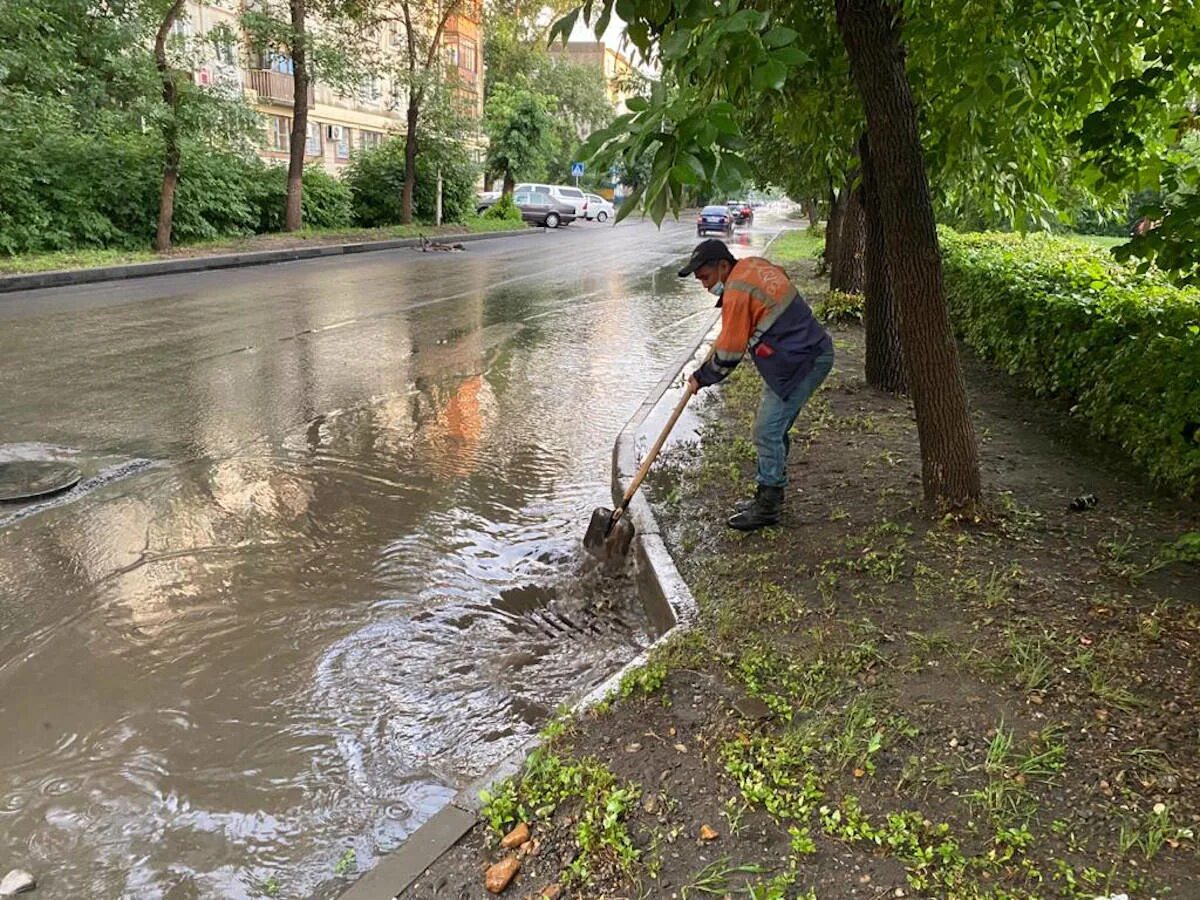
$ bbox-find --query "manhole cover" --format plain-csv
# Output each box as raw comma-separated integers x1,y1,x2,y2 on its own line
0,461,82,502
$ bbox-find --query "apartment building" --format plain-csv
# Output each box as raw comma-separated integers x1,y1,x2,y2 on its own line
546,41,638,114
182,0,484,175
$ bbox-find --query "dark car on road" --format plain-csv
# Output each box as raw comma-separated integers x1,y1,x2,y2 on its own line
696,204,734,236
725,200,754,226
476,191,577,228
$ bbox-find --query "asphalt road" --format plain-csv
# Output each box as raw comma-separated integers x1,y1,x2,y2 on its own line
0,215,778,898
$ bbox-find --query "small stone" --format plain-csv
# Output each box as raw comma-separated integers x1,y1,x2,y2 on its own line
485,856,520,894
500,822,530,849
1028,693,1044,705
668,727,677,737
733,696,773,720
698,825,719,842
0,871,35,896
674,743,688,753
643,794,659,815
859,874,872,884
625,742,642,753
853,767,866,778
540,885,562,899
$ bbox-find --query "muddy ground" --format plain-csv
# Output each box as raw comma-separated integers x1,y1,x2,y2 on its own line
403,252,1200,899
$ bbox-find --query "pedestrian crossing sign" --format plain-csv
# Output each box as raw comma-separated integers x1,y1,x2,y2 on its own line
571,162,585,177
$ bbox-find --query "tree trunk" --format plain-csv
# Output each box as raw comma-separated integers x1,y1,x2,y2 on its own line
831,169,865,294
859,132,905,393
153,0,186,252
502,171,514,195
807,197,820,228
401,102,419,224
823,184,843,277
285,0,308,232
835,0,980,511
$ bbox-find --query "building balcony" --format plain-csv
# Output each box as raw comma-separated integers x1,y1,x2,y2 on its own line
249,69,315,108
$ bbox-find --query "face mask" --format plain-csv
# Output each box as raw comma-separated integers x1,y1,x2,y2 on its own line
708,281,725,298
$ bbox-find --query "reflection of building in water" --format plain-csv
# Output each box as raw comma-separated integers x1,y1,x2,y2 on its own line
421,374,496,481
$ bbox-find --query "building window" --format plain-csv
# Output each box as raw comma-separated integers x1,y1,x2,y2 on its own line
460,38,476,72
335,127,351,160
264,52,294,74
444,42,460,68
268,115,290,152
215,39,236,65
306,120,323,156
358,130,382,152
360,76,382,101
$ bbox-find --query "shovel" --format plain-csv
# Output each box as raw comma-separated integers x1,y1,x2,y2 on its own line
583,382,696,561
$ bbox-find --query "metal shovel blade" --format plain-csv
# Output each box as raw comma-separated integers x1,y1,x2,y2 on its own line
583,506,636,561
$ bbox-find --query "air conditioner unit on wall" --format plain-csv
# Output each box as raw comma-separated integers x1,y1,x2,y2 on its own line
327,125,344,141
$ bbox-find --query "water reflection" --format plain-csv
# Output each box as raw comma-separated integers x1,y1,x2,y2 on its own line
0,222,745,897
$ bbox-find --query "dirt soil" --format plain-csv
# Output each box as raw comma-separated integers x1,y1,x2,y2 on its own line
403,253,1200,899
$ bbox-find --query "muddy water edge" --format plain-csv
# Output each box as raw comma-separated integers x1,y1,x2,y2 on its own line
0,221,778,897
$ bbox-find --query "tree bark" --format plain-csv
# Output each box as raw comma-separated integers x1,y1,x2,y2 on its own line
823,183,843,277
859,132,905,393
502,171,514,195
835,0,980,510
401,101,419,224
831,168,865,294
153,0,186,252
285,0,308,232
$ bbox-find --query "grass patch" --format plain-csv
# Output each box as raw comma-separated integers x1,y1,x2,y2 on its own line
767,228,824,267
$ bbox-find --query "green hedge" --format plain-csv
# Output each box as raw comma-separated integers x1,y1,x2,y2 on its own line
0,120,352,254
940,230,1200,497
343,133,478,227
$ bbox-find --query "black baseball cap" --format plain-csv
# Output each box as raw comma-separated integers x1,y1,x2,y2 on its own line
678,239,736,277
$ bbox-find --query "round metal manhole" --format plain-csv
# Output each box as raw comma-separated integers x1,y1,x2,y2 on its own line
0,461,83,502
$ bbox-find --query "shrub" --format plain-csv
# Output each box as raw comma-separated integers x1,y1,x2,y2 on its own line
940,229,1200,497
814,289,863,324
482,194,523,222
344,133,479,226
246,163,354,233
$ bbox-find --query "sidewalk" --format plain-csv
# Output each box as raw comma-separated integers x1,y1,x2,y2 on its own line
403,252,1200,898
0,224,529,294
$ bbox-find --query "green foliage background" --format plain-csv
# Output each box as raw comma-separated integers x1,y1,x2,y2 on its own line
343,133,478,226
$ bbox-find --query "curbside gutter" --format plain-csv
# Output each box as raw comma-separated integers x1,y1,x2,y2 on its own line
338,319,720,900
0,228,532,295
339,227,786,900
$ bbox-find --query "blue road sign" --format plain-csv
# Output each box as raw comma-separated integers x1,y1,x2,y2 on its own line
570,162,585,177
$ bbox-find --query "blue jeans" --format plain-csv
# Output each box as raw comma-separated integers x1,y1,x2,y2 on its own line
753,349,834,488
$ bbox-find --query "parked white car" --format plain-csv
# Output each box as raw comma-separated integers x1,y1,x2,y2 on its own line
584,193,615,223
515,183,588,220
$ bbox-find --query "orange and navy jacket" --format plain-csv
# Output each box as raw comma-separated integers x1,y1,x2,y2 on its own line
694,256,832,399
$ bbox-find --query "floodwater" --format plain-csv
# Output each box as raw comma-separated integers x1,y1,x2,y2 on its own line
0,218,774,897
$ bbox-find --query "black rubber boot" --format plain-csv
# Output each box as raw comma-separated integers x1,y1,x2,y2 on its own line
733,484,766,512
727,485,783,530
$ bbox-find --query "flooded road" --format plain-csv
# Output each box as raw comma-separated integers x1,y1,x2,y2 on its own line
0,218,777,897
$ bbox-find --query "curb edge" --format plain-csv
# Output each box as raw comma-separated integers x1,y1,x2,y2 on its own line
0,228,532,295
338,227,788,899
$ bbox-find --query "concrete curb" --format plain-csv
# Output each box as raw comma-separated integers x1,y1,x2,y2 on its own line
0,228,531,295
338,227,788,900
338,323,720,900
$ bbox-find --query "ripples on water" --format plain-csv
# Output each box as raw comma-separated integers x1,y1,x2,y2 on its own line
0,222,730,897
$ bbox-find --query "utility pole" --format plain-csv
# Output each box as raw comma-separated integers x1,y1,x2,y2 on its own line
436,168,443,226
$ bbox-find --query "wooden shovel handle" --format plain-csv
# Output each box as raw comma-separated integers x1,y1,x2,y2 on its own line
618,383,695,511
